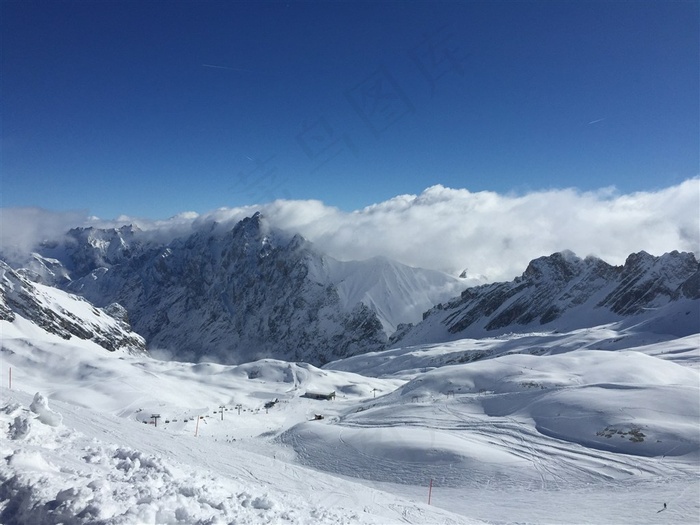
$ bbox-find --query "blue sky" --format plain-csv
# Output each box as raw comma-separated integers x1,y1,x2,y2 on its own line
2,1,698,220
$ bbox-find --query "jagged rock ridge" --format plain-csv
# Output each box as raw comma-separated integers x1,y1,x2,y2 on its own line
31,213,463,365
0,261,147,355
57,214,384,364
392,250,700,347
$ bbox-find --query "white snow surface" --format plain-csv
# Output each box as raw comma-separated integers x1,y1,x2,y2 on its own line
314,255,469,334
1,301,699,523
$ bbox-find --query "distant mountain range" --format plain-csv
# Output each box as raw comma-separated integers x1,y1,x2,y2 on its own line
2,213,697,365
12,213,464,364
391,250,699,348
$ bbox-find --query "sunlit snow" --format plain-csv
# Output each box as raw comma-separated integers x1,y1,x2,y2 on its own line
1,285,698,524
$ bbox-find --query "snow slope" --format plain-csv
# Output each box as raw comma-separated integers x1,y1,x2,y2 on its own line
317,255,468,335
0,260,146,355
0,313,466,524
1,388,476,525
2,300,699,523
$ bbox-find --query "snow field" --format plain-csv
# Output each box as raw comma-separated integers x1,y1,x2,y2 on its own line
0,389,473,525
1,310,699,524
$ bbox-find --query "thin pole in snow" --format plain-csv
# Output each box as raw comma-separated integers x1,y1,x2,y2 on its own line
9,367,11,390
195,416,200,437
428,478,433,505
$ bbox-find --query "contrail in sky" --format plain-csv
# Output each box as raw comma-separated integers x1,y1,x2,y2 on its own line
202,63,251,72
588,118,606,125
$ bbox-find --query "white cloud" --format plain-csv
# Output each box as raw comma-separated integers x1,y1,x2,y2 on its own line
1,179,698,282
0,207,88,263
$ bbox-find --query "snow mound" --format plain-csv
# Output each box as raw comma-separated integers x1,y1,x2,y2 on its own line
8,415,32,440
29,392,62,427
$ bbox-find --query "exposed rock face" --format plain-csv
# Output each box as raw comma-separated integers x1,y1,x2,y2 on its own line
0,261,147,355
55,214,389,365
393,250,700,347
597,251,699,313
21,213,462,365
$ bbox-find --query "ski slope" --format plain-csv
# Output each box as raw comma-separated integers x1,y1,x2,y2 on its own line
0,388,473,525
1,309,699,523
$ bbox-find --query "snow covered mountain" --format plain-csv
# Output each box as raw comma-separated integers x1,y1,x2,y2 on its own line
0,260,146,355
26,213,463,365
315,255,467,335
5,212,697,367
392,250,700,348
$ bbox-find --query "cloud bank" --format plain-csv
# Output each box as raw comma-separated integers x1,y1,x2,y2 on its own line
2,179,698,282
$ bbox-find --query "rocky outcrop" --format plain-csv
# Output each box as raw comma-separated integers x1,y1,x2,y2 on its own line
58,214,389,365
0,261,147,355
393,250,700,347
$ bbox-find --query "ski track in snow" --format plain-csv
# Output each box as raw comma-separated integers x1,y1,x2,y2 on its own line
0,389,473,525
281,397,694,488
0,312,699,524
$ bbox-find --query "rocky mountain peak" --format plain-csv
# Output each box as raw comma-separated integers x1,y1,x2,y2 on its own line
522,250,584,282
232,211,265,238
600,250,699,314
46,215,391,364
58,224,143,276
393,250,699,347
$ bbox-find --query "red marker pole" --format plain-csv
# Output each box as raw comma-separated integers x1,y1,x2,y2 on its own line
428,478,433,505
